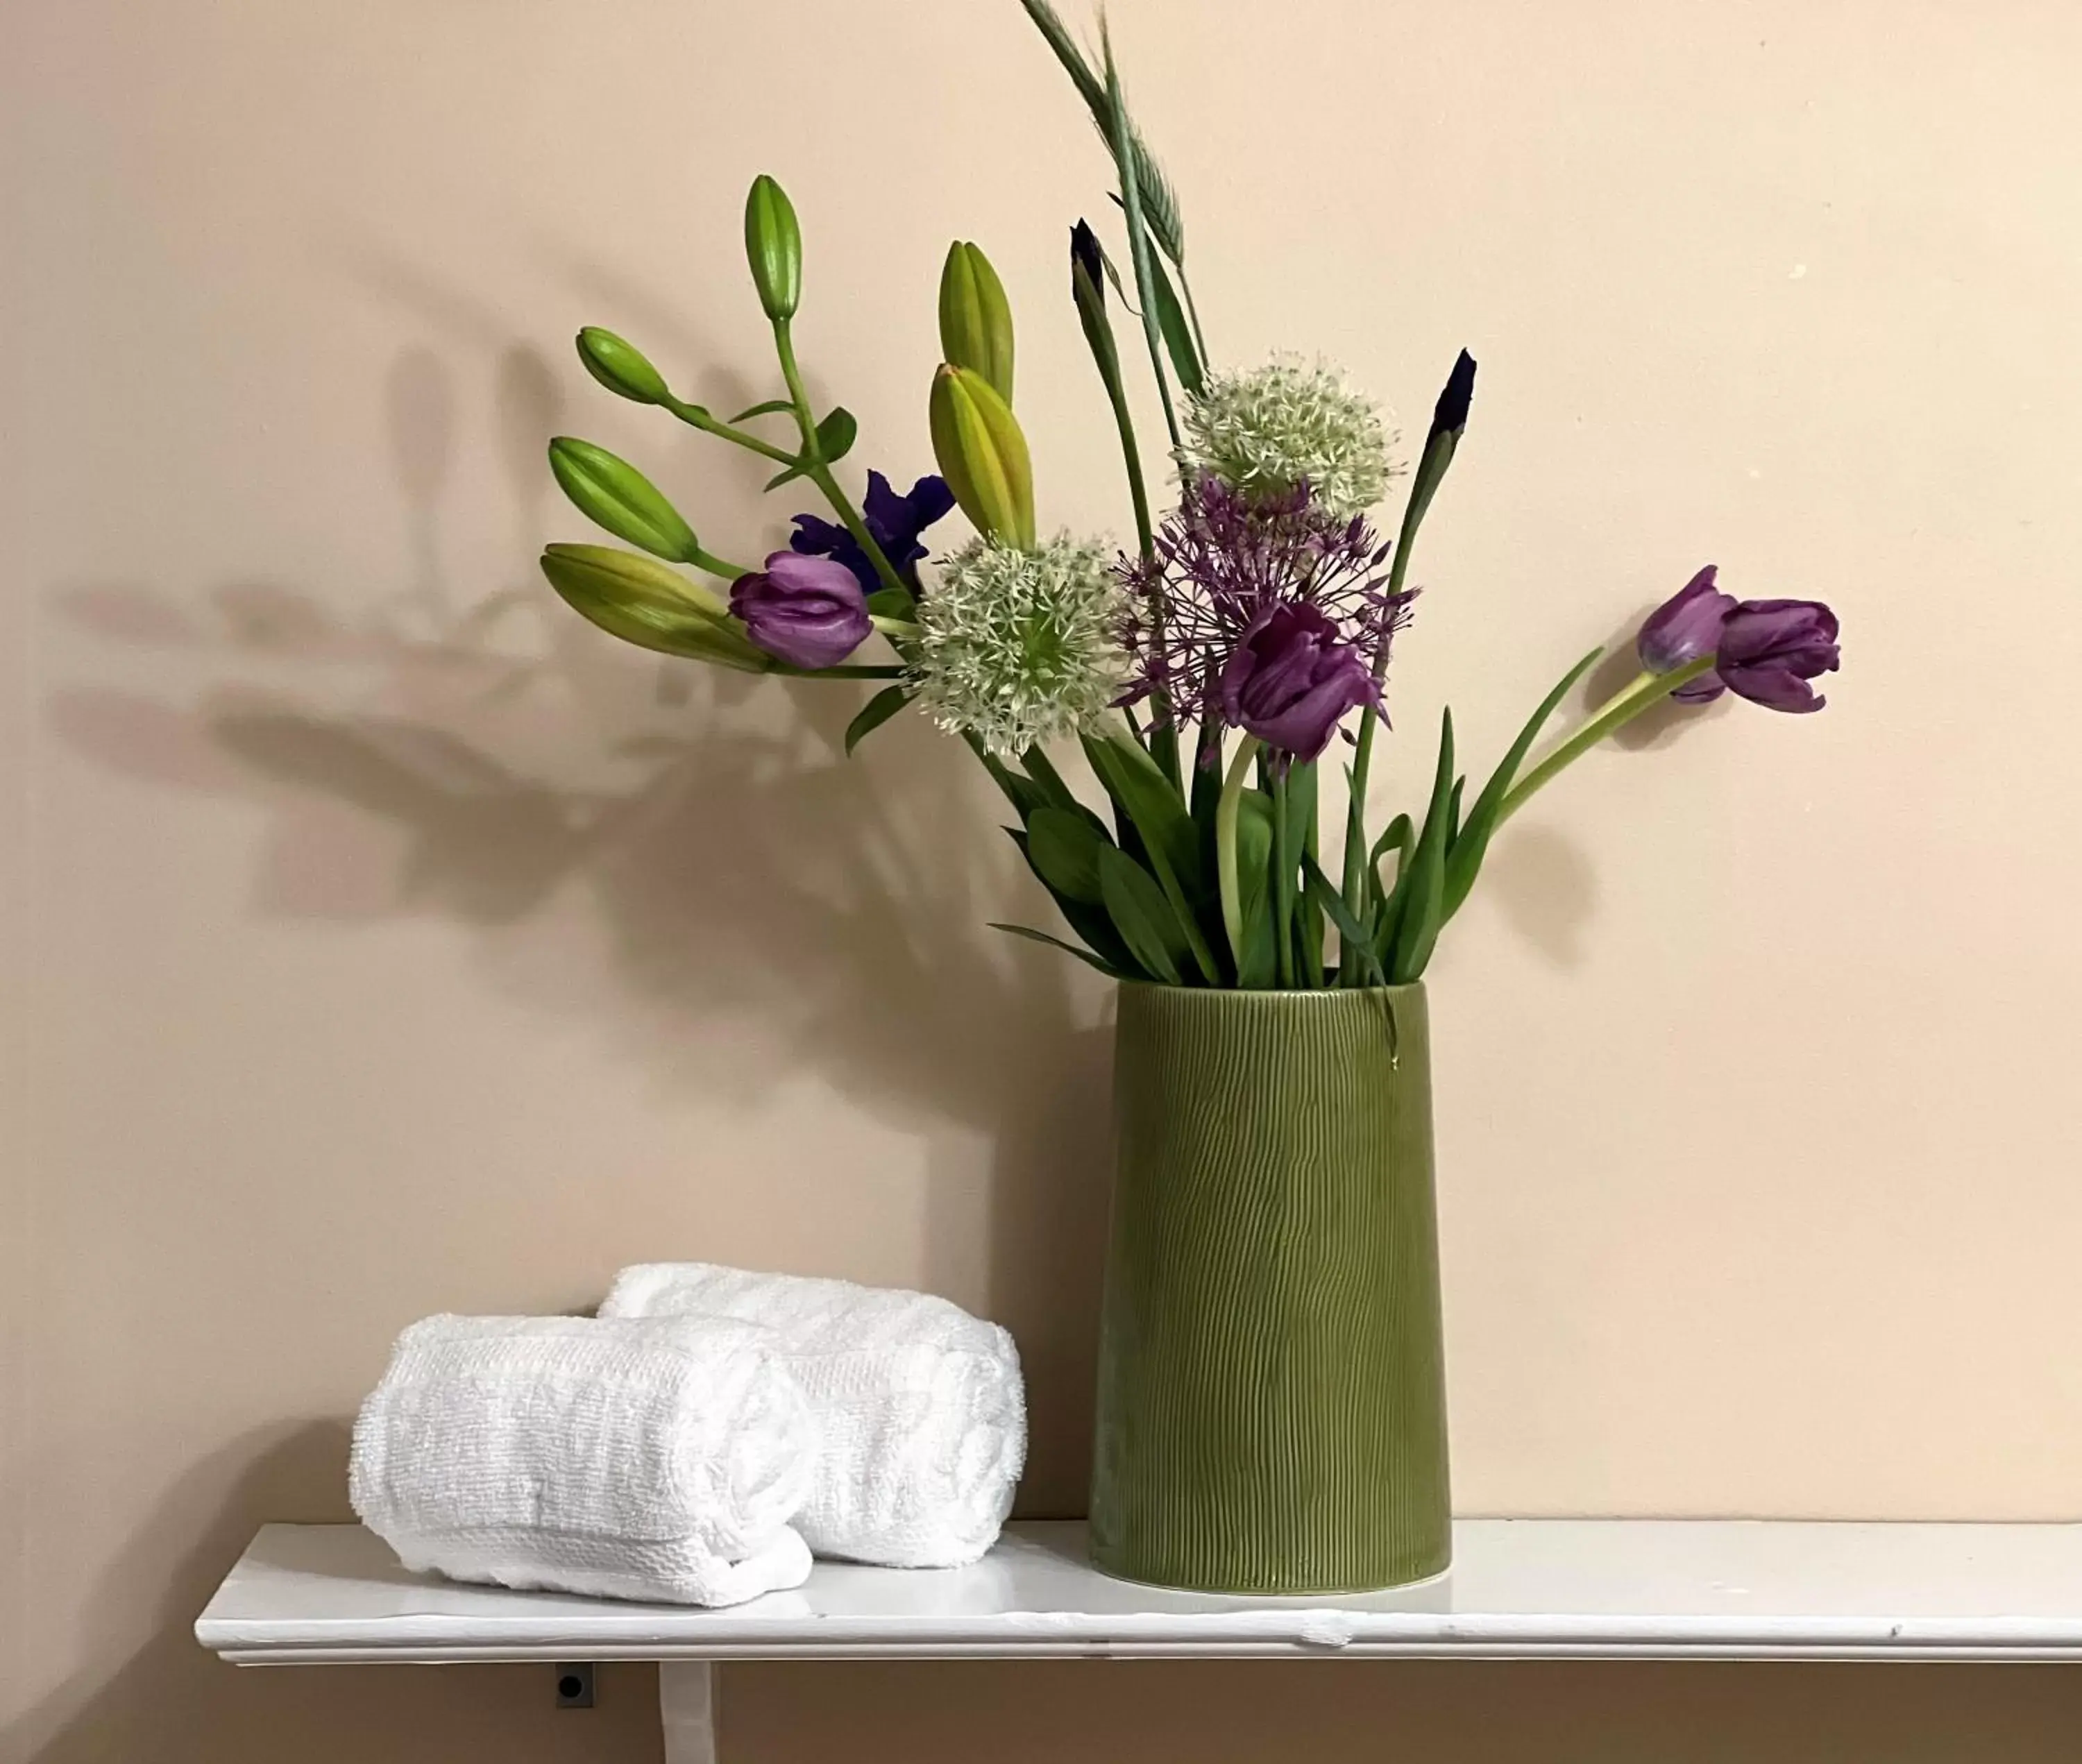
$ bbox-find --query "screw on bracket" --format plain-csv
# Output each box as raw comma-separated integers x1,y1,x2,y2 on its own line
555,1663,595,1708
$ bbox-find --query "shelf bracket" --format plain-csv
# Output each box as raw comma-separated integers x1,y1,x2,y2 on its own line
659,1661,717,1764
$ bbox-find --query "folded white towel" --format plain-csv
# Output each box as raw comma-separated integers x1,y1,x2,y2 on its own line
349,1314,815,1606
602,1264,1025,1569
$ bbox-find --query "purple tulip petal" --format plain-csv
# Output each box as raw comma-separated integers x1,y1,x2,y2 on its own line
1670,675,1728,704
1637,566,1736,675
1724,664,1825,713
731,550,873,670
1218,603,1378,760
1716,596,1840,714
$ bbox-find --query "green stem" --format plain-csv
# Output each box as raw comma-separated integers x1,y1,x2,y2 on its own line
1272,767,1295,990
1338,473,1441,968
1298,763,1322,985
1174,257,1211,367
689,545,754,582
1103,371,1155,560
770,320,914,604
1104,39,1183,455
870,616,921,640
1498,659,1716,822
666,398,800,466
1215,733,1260,974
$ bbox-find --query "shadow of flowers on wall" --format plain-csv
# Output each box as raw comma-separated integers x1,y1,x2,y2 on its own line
46,337,1115,1511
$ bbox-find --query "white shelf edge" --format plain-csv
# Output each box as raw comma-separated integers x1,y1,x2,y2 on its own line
195,1518,2082,1667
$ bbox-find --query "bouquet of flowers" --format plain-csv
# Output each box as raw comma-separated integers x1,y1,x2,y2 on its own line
539,0,1841,993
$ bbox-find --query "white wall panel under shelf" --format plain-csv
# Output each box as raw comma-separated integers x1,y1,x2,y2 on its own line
196,1518,2082,1666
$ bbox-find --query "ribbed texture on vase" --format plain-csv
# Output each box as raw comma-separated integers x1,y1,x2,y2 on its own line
1090,983,1450,1594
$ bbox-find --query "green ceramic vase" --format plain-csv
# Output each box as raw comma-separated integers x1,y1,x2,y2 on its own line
1089,982,1451,1593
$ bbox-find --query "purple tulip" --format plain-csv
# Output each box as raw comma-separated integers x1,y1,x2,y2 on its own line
790,470,954,595
1716,598,1840,713
1638,566,1737,702
1217,603,1380,760
730,551,873,670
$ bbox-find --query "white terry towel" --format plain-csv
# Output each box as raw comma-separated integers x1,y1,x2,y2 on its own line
602,1264,1025,1569
350,1313,815,1606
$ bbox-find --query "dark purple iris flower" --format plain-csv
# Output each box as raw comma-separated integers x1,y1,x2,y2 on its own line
1637,568,1841,713
790,470,954,596
730,551,872,670
1218,603,1381,761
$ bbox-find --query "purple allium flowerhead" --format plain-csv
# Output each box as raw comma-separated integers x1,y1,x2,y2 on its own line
1117,475,1414,760
790,470,954,596
730,550,872,670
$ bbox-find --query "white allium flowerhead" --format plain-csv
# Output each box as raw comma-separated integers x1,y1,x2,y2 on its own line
911,533,1128,758
1182,355,1400,520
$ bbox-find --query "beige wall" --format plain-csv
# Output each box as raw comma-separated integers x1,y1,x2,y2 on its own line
6,0,2082,1758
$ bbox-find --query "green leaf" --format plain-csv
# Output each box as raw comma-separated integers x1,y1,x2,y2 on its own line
1056,892,1146,978
763,407,860,490
843,685,910,757
1085,733,1221,983
1006,829,1144,976
1146,251,1203,397
1097,845,1186,985
1083,733,1203,896
1021,745,1093,822
1443,647,1603,922
817,406,858,462
1235,788,1278,990
1370,813,1415,881
1387,710,1455,985
1303,852,1387,989
865,586,915,619
729,398,795,422
983,755,1050,822
1026,805,1110,904
988,922,1126,979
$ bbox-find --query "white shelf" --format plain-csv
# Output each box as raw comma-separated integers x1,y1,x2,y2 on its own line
196,1518,2082,1665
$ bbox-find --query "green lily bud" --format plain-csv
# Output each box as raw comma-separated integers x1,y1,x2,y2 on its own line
540,543,770,671
929,364,1035,550
937,241,1015,404
575,327,670,405
548,438,700,563
743,174,802,321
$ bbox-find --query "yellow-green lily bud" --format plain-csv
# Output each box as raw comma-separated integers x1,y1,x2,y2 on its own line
575,327,670,405
540,543,769,671
929,364,1035,549
937,241,1015,404
743,174,802,321
548,438,700,563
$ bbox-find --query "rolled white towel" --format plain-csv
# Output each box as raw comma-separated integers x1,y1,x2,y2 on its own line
602,1264,1024,1569
350,1314,815,1606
